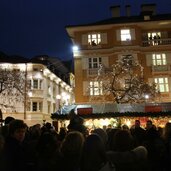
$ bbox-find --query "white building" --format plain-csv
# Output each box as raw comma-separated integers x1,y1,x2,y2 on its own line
0,54,75,126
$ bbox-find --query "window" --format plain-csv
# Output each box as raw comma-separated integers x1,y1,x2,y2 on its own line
148,32,161,45
125,79,130,89
88,33,101,46
121,29,131,41
154,77,169,92
33,79,38,89
152,54,167,65
32,102,42,112
39,80,43,89
32,102,38,111
53,85,56,96
89,57,102,69
90,81,103,95
53,103,56,113
30,79,42,89
48,102,51,113
28,80,31,89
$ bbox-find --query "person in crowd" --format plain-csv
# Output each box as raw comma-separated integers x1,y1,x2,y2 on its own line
92,128,108,148
0,116,15,139
3,119,28,171
24,123,42,170
58,127,67,142
36,131,61,171
106,128,119,151
107,129,148,171
143,120,167,171
81,133,115,171
67,109,87,137
60,131,85,171
162,122,171,170
121,124,130,131
0,135,5,169
146,120,154,131
41,122,54,133
131,120,146,146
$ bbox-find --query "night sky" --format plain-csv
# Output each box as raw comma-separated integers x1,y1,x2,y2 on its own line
0,0,171,61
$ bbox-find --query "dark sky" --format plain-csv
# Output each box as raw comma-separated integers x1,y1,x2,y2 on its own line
0,0,171,61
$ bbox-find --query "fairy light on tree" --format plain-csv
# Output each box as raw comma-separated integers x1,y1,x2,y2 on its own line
0,65,30,113
90,55,160,103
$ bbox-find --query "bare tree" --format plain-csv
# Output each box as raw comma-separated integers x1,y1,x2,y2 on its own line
0,68,29,112
90,55,160,103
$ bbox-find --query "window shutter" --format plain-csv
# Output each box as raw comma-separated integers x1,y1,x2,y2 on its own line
116,30,121,41
82,57,88,69
161,32,168,39
148,78,154,84
166,53,171,64
102,57,109,67
83,81,89,96
118,54,122,60
146,54,152,66
82,34,88,45
130,29,135,40
101,33,107,44
132,54,138,60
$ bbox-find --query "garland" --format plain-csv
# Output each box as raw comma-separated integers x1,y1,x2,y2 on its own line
51,111,171,120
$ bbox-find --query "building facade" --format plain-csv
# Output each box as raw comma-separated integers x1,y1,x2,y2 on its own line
66,4,171,105
0,54,75,125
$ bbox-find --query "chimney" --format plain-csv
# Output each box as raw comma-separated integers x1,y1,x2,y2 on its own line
141,4,156,15
110,5,121,18
125,5,131,17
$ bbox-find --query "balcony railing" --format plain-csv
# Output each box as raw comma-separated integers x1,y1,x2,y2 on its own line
152,65,170,72
142,38,171,47
31,89,44,97
87,67,113,77
88,68,99,76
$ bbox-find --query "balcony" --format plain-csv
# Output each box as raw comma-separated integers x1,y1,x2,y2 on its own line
142,38,171,47
87,67,113,77
87,68,99,76
31,89,44,98
152,65,170,72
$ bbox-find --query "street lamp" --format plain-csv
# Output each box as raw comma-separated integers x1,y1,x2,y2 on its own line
72,45,79,52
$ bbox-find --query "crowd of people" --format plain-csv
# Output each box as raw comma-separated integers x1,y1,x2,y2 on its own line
0,112,171,171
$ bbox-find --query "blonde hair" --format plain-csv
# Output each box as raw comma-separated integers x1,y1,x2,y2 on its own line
60,131,84,156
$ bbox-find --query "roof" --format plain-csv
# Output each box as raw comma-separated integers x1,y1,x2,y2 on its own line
30,55,70,74
66,13,171,28
0,52,73,85
0,51,28,63
0,52,72,73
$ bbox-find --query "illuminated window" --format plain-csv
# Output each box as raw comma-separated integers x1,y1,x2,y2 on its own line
90,81,103,95
148,32,161,45
88,33,101,46
125,79,130,89
154,77,169,92
89,57,102,69
121,29,131,41
152,54,167,65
